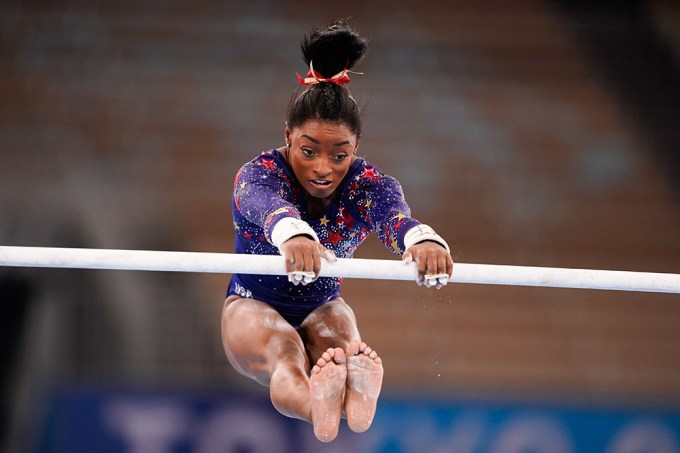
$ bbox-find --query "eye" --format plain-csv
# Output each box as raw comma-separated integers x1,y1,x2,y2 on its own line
332,153,349,162
301,148,315,158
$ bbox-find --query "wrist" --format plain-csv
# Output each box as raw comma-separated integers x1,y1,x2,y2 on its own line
270,217,320,249
403,224,450,253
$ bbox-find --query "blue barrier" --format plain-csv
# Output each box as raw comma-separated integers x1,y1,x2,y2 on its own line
32,387,680,453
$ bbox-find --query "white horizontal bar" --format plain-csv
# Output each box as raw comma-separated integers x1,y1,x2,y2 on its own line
1,246,679,293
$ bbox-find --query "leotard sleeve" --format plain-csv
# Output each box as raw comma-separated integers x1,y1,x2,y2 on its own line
350,163,422,255
233,152,301,245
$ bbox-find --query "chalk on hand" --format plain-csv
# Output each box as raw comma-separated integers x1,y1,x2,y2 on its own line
289,271,316,285
424,273,449,287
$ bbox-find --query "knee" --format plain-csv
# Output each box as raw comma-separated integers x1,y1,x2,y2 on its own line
302,299,359,339
307,299,357,326
266,334,308,368
222,305,269,349
221,298,269,337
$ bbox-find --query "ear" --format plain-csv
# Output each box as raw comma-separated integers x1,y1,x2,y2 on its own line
353,138,360,153
284,124,291,145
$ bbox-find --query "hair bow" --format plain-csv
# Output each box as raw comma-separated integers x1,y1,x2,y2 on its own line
296,61,361,86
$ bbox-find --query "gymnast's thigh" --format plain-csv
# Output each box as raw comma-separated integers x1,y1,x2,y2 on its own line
221,295,309,386
299,297,361,364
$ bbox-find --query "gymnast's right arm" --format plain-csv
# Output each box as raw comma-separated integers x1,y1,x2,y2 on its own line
233,157,333,283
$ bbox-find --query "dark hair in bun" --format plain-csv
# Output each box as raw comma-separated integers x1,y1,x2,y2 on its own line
286,19,369,138
301,19,368,78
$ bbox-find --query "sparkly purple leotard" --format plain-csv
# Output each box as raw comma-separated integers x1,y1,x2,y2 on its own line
227,149,422,327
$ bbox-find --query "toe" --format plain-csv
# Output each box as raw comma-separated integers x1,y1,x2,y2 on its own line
333,347,346,364
346,339,361,356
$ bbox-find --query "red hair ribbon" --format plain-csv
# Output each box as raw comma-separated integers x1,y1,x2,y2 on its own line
296,61,361,86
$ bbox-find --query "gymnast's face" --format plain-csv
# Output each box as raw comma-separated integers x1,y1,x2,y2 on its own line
285,120,358,204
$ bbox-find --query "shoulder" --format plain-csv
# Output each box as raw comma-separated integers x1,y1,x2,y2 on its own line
347,157,403,191
236,149,291,181
251,149,286,169
348,157,386,182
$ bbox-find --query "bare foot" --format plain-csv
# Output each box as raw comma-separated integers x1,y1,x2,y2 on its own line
309,347,347,442
344,340,384,433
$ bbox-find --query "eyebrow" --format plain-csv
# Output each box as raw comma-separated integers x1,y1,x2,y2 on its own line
301,134,352,147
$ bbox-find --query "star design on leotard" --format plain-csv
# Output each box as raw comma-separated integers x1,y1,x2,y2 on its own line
260,158,276,171
391,239,402,254
326,230,344,247
361,166,377,180
336,207,355,230
347,180,360,197
340,212,355,230
319,215,329,226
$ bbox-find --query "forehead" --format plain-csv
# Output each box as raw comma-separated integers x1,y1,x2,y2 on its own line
290,120,356,141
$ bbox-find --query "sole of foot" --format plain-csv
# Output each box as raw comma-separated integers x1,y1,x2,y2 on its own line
345,340,384,433
310,347,347,442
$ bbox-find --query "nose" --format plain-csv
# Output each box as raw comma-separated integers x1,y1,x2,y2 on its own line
314,157,331,177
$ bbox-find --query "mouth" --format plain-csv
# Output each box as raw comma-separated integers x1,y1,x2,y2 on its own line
309,179,332,188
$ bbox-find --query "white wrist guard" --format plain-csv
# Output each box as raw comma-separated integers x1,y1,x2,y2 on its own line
270,217,320,249
403,224,450,253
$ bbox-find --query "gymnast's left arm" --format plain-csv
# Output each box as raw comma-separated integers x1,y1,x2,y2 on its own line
358,174,453,288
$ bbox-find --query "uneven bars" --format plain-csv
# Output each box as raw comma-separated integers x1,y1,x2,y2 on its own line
0,246,679,293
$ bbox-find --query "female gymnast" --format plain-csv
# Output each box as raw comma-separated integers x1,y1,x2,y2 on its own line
221,20,453,442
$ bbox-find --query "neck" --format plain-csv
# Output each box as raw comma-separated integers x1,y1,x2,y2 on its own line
307,196,328,218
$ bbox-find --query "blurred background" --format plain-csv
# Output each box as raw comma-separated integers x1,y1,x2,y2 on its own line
2,0,680,451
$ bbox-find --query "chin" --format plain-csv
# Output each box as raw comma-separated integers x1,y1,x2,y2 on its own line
305,185,334,199
308,190,331,200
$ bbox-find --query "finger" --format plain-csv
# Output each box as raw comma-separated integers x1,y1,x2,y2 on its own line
284,251,297,274
437,254,448,275
288,272,301,285
287,247,305,285
425,275,435,288
321,248,337,263
436,254,450,286
425,273,449,288
304,257,317,284
291,271,315,285
298,252,314,285
418,254,430,282
312,247,322,279
406,248,426,285
295,248,308,271
318,244,338,263
424,252,443,287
